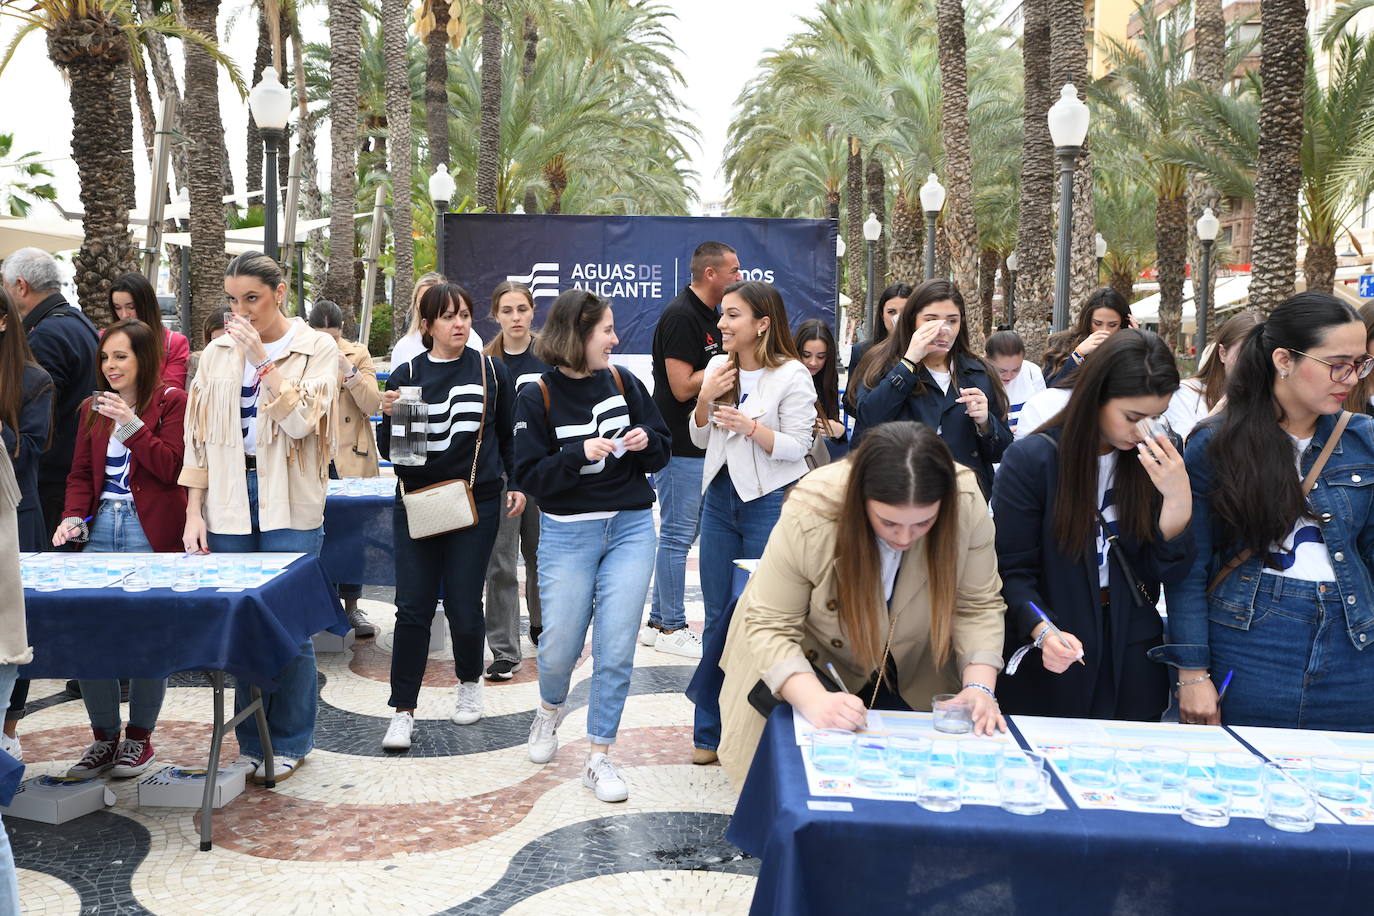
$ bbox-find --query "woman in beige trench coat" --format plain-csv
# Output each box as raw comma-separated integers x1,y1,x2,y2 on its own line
717,422,1007,788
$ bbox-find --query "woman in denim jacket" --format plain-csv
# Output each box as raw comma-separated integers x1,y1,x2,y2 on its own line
1160,293,1374,729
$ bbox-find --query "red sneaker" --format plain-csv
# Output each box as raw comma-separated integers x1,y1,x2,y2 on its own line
68,738,119,777
111,735,157,778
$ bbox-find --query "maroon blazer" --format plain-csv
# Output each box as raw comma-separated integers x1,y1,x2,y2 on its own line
162,329,190,389
63,385,188,552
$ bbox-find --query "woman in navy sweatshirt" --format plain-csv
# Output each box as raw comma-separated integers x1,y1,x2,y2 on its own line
513,288,671,804
378,283,522,752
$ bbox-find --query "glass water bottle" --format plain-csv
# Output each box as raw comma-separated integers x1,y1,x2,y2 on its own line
390,386,429,466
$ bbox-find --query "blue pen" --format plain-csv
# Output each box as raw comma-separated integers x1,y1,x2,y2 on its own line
825,662,851,694
1029,601,1086,666
1217,670,1234,702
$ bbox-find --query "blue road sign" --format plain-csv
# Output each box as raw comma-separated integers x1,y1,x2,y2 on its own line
1361,274,1374,298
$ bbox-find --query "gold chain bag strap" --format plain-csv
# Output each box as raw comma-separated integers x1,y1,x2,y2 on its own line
399,356,492,539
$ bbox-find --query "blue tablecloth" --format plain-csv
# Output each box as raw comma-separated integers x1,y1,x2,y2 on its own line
19,556,346,689
728,707,1374,915
321,492,396,587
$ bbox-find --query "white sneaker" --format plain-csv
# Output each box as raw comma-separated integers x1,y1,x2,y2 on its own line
654,627,703,659
0,732,21,762
451,680,483,725
527,704,565,764
637,624,661,647
383,711,416,750
583,752,629,803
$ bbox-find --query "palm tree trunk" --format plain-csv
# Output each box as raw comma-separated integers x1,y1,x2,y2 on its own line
325,0,363,328
1156,193,1187,350
1109,266,1136,304
181,0,228,347
1050,0,1096,312
1249,0,1307,313
889,190,923,284
131,54,157,169
865,154,887,293
1015,0,1055,362
979,247,999,338
825,191,839,224
425,0,451,170
112,59,137,212
1304,242,1337,294
247,7,270,198
1189,0,1225,340
845,136,865,331
383,0,414,345
521,11,540,214
936,0,984,345
477,0,504,212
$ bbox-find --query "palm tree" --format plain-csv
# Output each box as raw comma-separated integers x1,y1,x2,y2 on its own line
182,0,230,345
418,0,460,170
1094,149,1157,303
936,0,983,336
1248,0,1307,312
1049,0,1096,311
476,0,503,212
1015,0,1055,361
383,0,414,340
323,0,362,320
1187,0,1225,336
0,133,58,216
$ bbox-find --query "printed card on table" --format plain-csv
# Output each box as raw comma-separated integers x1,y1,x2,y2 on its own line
1232,725,1374,826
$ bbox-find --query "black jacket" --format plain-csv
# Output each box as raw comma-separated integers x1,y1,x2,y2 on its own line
990,429,1195,720
22,293,98,486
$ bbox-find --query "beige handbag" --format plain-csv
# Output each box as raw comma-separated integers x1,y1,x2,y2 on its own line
399,357,491,539
804,409,832,471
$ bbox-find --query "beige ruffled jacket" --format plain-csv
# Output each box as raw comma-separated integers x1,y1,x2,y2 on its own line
0,448,33,665
178,318,338,534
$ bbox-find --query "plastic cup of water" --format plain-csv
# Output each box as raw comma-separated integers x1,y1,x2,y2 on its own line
149,556,175,588
854,736,895,788
1182,779,1231,828
34,562,60,592
999,761,1050,816
20,559,38,589
1264,774,1317,833
916,762,962,813
240,557,263,585
1215,752,1265,797
1116,749,1164,801
122,561,150,593
345,477,364,496
958,739,1002,783
1312,756,1362,802
1144,746,1188,789
1068,743,1116,788
810,729,856,775
931,694,973,735
890,736,933,780
172,559,200,592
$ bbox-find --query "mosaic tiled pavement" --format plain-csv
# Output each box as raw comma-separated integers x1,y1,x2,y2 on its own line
9,553,759,915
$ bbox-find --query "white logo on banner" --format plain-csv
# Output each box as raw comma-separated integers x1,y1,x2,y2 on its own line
507,263,561,300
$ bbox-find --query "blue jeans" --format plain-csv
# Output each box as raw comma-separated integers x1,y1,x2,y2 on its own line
82,501,167,736
1212,573,1374,731
695,470,788,750
537,510,656,744
0,663,20,915
206,470,324,760
651,456,704,631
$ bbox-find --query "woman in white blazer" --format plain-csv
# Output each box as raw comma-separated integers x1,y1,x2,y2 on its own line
688,280,818,762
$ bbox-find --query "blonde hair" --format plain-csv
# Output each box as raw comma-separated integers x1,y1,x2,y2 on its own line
406,272,447,336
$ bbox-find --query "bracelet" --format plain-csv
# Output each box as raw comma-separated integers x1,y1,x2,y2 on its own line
899,358,918,373
113,416,145,443
1033,626,1051,649
254,359,274,379
1176,673,1211,688
747,419,759,438
963,682,997,701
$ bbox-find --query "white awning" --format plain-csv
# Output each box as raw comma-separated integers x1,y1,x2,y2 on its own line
0,216,86,258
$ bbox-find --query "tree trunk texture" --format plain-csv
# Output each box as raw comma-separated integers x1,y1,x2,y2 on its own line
825,193,839,224
135,0,187,193
521,12,539,213
1014,0,1055,363
997,254,1011,324
865,154,888,294
1109,267,1136,304
247,8,270,198
889,191,923,284
936,0,984,346
544,160,567,214
131,58,157,169
1248,0,1307,314
477,0,504,212
1189,0,1225,341
299,111,328,296
845,136,865,331
1050,0,1096,313
1156,193,1187,350
325,0,363,329
979,248,999,339
425,0,451,170
935,223,952,281
384,0,415,345
181,0,228,348
1304,242,1337,295
111,59,137,212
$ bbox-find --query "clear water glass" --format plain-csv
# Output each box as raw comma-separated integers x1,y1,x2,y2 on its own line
931,694,973,735
1068,743,1116,788
917,762,962,813
1143,746,1188,788
20,559,38,589
958,739,1002,783
1182,779,1231,828
200,557,220,585
1263,765,1317,833
854,736,895,788
889,736,932,780
1311,756,1362,802
344,477,365,496
999,764,1050,816
1214,752,1265,797
172,559,200,592
810,729,856,775
149,555,175,588
1117,749,1164,801
122,561,150,593
34,562,61,592
240,556,263,585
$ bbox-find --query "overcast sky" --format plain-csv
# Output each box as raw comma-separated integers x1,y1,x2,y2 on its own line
0,1,813,217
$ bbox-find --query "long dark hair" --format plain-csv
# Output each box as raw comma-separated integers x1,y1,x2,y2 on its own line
1043,287,1132,379
868,282,915,345
1044,329,1179,556
834,422,959,670
109,272,166,371
1349,300,1374,417
796,318,840,421
1208,292,1364,556
84,319,163,434
857,279,1009,418
0,287,47,456
1189,310,1262,411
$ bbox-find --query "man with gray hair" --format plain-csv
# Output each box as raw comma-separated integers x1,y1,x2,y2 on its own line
1,247,98,534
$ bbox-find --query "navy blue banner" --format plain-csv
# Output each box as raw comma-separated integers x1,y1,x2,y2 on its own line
441,213,838,354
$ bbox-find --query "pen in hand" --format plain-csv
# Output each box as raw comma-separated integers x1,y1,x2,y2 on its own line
825,662,851,694
1029,601,1086,666
1217,670,1234,702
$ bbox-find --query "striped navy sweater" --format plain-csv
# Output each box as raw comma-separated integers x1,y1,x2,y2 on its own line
512,366,671,514
379,350,517,501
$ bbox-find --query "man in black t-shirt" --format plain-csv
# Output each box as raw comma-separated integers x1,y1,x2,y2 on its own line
645,241,739,663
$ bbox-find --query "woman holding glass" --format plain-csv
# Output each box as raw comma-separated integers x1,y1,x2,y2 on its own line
54,319,187,777
180,251,338,783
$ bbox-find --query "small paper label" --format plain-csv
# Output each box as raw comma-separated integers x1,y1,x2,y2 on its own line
806,800,853,812
411,423,427,433
610,438,627,458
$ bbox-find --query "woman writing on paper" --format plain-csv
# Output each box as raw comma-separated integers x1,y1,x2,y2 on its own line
716,422,1007,788
55,319,187,778
1163,293,1374,731
992,330,1194,721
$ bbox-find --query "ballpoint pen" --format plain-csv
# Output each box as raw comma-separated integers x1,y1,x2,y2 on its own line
1029,601,1086,666
1217,670,1234,702
825,662,851,694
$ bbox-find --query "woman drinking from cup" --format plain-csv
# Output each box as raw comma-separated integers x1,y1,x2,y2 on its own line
378,283,521,751
180,251,338,783
55,319,187,777
109,272,189,388
715,422,1007,788
513,289,670,802
992,330,1194,720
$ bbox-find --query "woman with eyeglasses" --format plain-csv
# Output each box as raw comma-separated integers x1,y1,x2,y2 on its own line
1161,293,1374,731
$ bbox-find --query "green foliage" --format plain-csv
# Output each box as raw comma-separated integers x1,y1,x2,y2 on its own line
0,132,57,217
